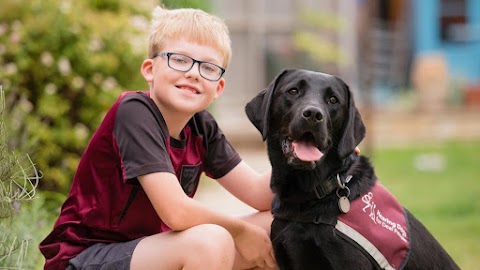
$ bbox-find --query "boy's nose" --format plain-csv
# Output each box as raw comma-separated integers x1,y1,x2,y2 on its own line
185,62,201,79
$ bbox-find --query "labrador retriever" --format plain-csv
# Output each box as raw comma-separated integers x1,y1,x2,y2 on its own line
245,69,460,270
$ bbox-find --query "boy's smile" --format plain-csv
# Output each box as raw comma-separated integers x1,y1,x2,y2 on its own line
177,83,201,96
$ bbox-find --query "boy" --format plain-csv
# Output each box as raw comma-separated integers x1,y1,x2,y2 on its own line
39,6,277,270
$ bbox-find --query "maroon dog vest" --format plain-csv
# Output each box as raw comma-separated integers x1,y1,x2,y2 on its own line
337,182,410,269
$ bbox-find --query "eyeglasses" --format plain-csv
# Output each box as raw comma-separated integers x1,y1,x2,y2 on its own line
153,52,226,82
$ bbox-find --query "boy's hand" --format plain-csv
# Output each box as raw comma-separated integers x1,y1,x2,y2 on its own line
234,223,277,269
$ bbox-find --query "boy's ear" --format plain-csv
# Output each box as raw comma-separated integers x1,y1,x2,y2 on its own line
141,59,154,82
214,78,225,99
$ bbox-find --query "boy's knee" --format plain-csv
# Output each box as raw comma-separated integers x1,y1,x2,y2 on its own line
187,224,235,267
131,225,235,269
190,224,235,253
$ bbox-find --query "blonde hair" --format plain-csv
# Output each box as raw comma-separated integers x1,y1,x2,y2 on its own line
148,6,232,69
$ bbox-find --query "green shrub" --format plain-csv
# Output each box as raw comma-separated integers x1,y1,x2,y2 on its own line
0,0,152,192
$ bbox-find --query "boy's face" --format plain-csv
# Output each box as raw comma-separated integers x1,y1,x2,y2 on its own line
141,37,226,118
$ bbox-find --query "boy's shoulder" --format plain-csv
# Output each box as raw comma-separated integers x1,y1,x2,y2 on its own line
192,109,222,135
116,91,158,114
118,90,150,102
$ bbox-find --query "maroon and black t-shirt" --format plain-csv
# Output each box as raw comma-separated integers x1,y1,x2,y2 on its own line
39,91,242,270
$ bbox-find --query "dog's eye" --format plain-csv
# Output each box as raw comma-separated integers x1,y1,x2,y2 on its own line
287,88,299,95
328,96,338,104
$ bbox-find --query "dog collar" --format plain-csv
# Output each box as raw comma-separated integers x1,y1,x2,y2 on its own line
313,173,352,200
280,173,352,204
310,173,354,215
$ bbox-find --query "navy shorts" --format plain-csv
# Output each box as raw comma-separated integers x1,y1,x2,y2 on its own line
66,238,143,270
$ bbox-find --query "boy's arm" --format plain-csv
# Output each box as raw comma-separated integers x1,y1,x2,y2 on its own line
217,161,273,211
218,148,361,210
138,171,275,268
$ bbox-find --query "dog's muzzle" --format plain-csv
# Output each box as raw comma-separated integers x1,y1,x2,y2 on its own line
282,136,324,170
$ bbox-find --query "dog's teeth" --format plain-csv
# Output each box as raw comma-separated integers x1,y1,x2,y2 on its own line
282,140,290,151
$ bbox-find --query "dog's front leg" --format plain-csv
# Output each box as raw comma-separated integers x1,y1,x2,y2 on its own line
271,219,293,270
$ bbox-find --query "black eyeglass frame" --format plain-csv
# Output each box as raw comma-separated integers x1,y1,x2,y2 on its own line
153,52,226,82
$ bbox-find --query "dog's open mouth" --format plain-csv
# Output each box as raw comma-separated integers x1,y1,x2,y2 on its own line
282,133,324,168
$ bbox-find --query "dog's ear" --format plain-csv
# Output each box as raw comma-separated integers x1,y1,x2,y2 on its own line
335,77,366,159
245,70,289,141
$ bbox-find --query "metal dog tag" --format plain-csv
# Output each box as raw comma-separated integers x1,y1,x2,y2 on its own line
338,196,350,213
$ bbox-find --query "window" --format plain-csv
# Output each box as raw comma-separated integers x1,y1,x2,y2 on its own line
440,0,468,42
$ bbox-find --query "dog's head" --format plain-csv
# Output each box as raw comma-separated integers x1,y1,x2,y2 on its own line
245,69,365,170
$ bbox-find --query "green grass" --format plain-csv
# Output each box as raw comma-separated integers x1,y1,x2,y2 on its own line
369,140,480,270
1,196,54,269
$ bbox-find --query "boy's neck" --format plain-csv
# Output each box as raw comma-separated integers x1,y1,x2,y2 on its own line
147,90,195,140
161,109,193,140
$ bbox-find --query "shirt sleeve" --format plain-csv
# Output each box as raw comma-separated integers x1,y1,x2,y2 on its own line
114,94,174,182
198,111,242,179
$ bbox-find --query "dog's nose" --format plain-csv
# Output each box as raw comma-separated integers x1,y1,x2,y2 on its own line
302,106,323,123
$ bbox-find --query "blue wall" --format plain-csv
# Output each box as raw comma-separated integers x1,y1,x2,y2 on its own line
412,0,480,84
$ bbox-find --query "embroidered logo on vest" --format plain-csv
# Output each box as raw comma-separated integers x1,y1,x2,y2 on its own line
337,182,410,270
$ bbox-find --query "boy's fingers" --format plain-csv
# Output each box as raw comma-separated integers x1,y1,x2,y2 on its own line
265,251,276,268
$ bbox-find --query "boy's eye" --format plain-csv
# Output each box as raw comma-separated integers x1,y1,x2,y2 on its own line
170,55,189,64
201,63,217,74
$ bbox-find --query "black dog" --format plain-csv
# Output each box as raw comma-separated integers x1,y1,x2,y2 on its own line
245,69,459,270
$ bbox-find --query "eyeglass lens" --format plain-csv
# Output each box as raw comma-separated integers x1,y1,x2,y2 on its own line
168,53,223,81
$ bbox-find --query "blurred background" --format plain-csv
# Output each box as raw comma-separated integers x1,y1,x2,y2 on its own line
0,0,479,269
212,0,480,149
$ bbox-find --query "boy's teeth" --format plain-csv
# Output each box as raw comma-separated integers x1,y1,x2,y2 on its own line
181,87,196,94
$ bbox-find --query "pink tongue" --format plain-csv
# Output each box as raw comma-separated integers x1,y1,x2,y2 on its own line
292,141,323,161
